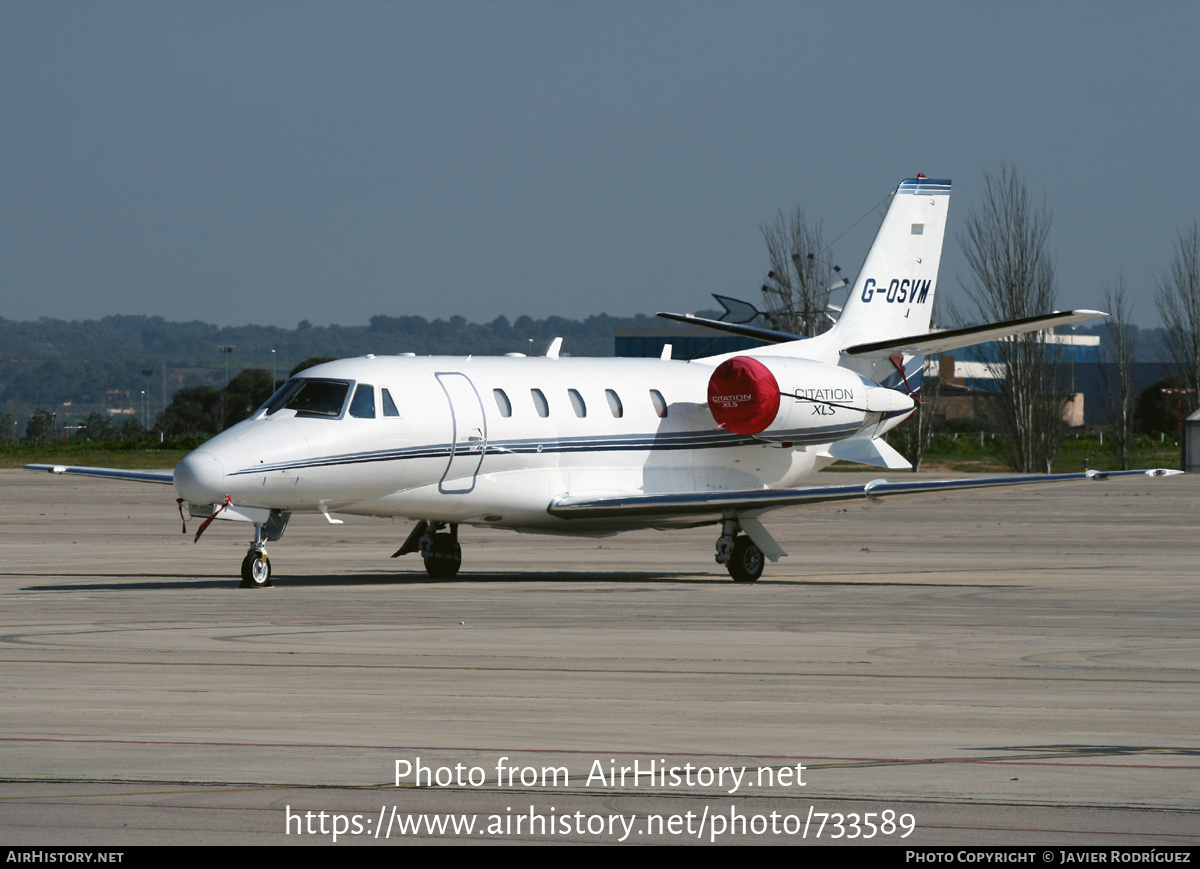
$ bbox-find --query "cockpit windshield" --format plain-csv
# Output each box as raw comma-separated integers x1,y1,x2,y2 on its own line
261,378,351,418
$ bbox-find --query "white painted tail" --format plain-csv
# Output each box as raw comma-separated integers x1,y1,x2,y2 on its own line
829,176,950,350
751,177,948,396
746,177,950,369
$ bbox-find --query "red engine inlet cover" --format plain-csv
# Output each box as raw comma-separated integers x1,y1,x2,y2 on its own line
707,356,781,435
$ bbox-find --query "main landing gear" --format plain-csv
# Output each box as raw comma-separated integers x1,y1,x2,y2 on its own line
393,520,462,579
715,519,764,583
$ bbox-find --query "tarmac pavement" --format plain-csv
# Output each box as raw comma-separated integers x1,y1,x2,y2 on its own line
1,468,1197,845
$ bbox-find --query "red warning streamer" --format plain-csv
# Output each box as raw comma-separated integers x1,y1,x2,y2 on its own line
193,495,232,543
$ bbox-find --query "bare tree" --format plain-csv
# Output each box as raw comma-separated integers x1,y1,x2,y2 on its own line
1100,275,1138,469
760,208,835,337
1154,222,1200,418
890,301,947,472
889,371,941,472
958,164,1065,473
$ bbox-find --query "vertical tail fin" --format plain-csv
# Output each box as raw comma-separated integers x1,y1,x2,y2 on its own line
683,176,949,392
830,177,950,350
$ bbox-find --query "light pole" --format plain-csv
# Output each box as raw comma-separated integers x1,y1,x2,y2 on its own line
219,346,234,386
141,369,154,428
271,349,277,391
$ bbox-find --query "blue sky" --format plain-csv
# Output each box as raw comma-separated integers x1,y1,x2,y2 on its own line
2,1,1196,328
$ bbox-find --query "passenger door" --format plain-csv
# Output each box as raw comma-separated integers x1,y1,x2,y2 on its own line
435,372,487,494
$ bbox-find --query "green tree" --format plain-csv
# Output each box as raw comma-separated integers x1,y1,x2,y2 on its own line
155,368,277,436
79,412,114,442
1137,374,1189,436
0,411,16,442
24,408,57,443
289,357,336,376
224,368,274,421
156,386,223,437
118,416,146,441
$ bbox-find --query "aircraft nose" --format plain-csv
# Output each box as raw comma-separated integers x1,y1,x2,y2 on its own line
174,450,226,504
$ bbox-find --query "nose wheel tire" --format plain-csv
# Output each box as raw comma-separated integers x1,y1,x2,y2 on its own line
423,532,462,579
240,552,273,588
727,536,764,583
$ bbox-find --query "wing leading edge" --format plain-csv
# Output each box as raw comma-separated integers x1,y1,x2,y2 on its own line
24,464,175,485
548,469,1182,521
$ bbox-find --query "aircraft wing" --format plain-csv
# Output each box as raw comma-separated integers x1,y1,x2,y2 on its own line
24,464,175,485
548,469,1180,521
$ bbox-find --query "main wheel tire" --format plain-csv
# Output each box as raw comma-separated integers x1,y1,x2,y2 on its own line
422,533,462,579
727,536,764,583
240,551,272,588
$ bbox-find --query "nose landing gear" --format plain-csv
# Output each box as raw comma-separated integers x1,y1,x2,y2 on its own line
241,549,271,587
240,524,272,588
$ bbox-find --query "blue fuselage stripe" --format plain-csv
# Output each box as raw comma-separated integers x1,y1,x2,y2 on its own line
226,425,861,476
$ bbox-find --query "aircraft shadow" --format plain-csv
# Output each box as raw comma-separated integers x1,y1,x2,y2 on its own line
20,570,722,591
19,572,994,591
285,571,717,586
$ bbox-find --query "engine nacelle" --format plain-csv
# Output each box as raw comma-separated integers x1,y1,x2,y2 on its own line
706,355,913,442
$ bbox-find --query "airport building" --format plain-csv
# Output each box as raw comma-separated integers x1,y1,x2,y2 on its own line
613,325,766,361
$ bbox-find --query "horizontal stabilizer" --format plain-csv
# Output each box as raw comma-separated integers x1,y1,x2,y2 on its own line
712,294,765,325
818,437,912,469
842,310,1106,358
656,312,803,344
548,469,1180,522
24,464,174,485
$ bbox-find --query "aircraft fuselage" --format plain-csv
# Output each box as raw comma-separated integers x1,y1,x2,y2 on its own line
173,353,887,535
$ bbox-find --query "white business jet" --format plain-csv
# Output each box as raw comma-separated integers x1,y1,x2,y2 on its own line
28,177,1179,586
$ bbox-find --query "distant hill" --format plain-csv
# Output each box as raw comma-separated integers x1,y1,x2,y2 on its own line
0,312,1177,434
0,311,660,423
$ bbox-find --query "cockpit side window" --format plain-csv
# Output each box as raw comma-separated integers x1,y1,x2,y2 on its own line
381,387,400,418
267,379,350,418
261,379,303,415
349,383,376,418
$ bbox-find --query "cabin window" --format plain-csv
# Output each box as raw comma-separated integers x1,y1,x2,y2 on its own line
650,389,667,418
568,388,586,418
266,378,350,418
531,388,549,418
494,388,512,418
349,383,376,418
606,389,623,418
381,387,400,418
